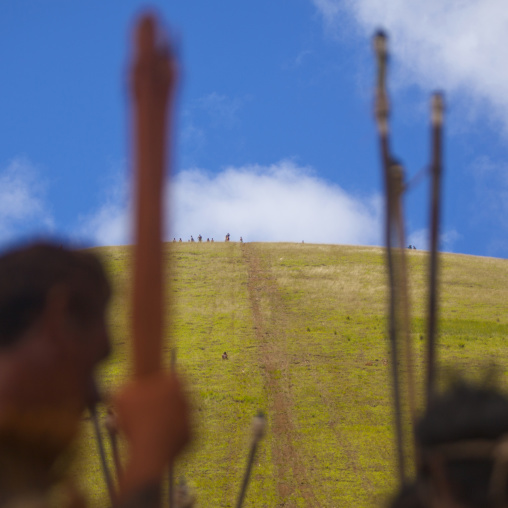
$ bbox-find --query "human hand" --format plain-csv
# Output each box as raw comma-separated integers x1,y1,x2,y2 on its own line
114,372,191,495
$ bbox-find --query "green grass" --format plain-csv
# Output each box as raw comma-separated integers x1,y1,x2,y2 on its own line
73,243,508,507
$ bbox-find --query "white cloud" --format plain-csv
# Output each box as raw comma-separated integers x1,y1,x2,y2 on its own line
441,229,461,252
312,0,343,25
170,160,382,243
81,160,382,246
78,175,131,246
0,159,53,244
312,0,508,131
79,201,130,247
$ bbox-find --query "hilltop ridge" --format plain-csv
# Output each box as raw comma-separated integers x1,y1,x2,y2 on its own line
78,242,508,507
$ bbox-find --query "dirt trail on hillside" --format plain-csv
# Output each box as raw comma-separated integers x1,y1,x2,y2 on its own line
242,244,321,507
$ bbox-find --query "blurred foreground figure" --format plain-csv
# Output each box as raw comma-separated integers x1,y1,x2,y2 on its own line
0,242,190,507
389,381,508,508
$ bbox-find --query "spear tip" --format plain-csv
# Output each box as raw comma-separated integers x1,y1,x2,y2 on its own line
136,13,156,57
431,92,445,126
252,411,266,441
373,29,388,56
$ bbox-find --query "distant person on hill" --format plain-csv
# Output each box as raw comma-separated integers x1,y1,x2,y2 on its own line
206,238,210,242
240,237,243,243
0,242,190,507
172,238,176,242
190,236,194,242
211,238,214,242
389,379,508,508
222,352,228,360
179,238,182,242
198,235,202,242
413,246,416,250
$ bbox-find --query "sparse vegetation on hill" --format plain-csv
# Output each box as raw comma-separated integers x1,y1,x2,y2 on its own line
75,242,508,507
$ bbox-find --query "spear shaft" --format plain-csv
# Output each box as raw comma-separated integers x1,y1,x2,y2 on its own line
373,31,406,486
168,348,177,508
131,15,174,507
394,177,416,431
426,93,444,405
132,15,172,379
90,402,116,505
236,413,266,508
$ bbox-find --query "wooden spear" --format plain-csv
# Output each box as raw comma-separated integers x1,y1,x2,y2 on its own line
392,164,417,432
426,93,444,406
235,412,266,508
131,14,175,506
373,30,406,486
131,13,174,380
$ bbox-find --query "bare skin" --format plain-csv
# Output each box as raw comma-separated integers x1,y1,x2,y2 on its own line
0,13,190,506
115,373,191,501
0,282,190,505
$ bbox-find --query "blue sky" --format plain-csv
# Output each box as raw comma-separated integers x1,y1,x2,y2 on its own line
0,0,507,258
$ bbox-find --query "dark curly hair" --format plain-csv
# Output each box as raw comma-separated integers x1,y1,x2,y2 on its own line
0,242,110,347
416,381,508,507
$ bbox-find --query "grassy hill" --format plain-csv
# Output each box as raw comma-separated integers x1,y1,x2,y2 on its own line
75,242,508,507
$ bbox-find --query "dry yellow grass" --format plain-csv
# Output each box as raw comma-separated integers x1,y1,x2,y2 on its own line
74,242,507,507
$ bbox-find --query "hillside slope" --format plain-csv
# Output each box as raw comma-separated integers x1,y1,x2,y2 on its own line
77,242,508,507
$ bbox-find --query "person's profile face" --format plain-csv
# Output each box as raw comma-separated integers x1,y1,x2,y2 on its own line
60,299,113,407
73,304,111,404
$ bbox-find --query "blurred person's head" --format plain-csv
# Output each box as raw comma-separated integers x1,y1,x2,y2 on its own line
388,483,424,508
0,242,111,472
389,381,508,508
